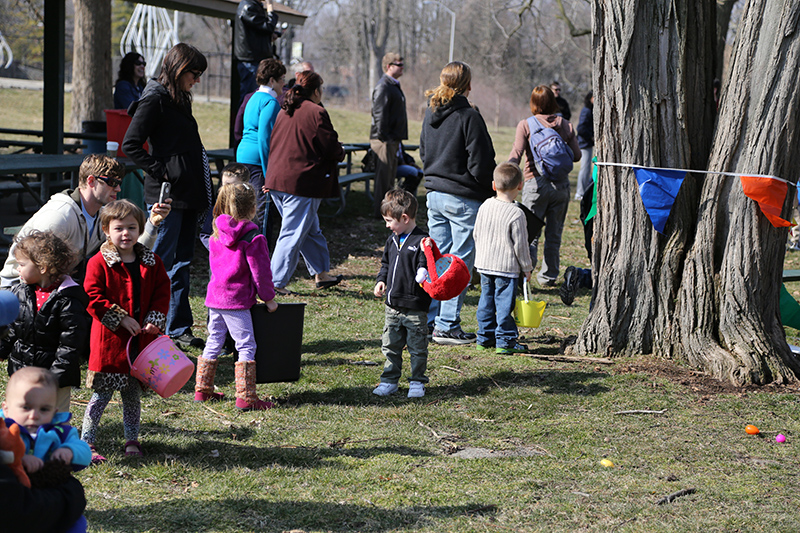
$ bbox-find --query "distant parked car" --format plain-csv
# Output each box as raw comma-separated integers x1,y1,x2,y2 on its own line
326,86,350,98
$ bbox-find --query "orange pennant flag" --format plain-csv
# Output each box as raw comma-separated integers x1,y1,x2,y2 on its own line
740,175,792,228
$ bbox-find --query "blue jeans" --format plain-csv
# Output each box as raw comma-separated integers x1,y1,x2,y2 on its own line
476,273,519,349
269,191,330,288
237,62,258,103
150,207,197,337
425,191,483,332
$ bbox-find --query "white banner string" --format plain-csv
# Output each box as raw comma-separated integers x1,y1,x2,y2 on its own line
594,161,794,187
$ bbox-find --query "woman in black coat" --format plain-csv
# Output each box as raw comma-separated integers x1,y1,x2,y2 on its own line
122,43,210,349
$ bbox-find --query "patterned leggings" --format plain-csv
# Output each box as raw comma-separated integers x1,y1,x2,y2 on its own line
81,383,142,444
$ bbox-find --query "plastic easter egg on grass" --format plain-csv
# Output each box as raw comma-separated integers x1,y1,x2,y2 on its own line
600,459,614,468
776,434,786,443
745,425,759,435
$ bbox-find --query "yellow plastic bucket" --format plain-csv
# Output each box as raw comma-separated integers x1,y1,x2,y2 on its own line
514,282,546,328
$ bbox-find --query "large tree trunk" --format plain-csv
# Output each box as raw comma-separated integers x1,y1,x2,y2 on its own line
673,0,800,385
576,0,717,356
70,0,112,132
577,0,800,386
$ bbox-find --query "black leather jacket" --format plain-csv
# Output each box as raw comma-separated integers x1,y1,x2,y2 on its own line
370,75,408,142
235,0,279,63
0,280,90,388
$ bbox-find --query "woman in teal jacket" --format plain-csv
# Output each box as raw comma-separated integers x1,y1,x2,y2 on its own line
236,58,287,235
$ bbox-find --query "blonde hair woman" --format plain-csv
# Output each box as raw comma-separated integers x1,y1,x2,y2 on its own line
419,62,496,345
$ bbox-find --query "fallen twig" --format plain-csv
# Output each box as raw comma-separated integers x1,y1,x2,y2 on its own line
441,365,464,374
328,437,390,448
518,353,614,364
614,409,667,415
418,421,441,439
201,404,228,417
655,487,696,505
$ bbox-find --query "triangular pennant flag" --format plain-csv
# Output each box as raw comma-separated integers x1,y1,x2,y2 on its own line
633,168,686,233
585,156,598,222
740,175,791,227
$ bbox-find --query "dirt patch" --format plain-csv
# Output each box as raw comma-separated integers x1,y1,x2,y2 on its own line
450,446,548,459
612,357,800,398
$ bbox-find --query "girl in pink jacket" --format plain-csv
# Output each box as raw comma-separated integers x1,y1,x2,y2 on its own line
194,183,277,411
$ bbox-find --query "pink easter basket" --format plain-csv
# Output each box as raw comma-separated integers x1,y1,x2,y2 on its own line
126,335,194,398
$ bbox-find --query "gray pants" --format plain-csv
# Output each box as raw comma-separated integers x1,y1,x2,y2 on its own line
522,178,570,285
380,306,428,384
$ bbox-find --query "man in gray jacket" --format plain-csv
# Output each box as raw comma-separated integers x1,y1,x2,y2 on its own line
370,52,408,218
1,155,169,286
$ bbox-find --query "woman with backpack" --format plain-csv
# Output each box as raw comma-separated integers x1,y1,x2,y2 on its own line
508,85,581,287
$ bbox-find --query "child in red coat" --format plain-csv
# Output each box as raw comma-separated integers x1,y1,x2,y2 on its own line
81,200,170,461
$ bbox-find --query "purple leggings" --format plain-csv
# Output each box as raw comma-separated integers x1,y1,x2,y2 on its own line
203,308,256,362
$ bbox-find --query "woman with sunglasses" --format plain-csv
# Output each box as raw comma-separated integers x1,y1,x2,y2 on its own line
123,43,211,349
114,52,147,110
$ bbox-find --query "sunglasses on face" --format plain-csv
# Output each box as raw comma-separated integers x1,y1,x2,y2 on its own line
134,60,146,66
188,70,203,80
93,175,122,188
391,62,404,67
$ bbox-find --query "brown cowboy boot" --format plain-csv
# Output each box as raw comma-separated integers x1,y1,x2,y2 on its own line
194,357,224,402
234,360,274,411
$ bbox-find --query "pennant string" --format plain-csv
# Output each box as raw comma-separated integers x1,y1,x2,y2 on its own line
594,161,793,186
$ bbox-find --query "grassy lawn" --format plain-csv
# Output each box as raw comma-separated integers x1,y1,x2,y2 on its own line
2,88,800,532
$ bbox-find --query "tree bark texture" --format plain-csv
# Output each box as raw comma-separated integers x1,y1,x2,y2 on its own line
578,0,800,385
674,0,800,385
576,0,717,357
363,0,392,92
70,0,112,132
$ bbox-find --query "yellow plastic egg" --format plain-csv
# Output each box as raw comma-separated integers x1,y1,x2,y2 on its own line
600,459,614,467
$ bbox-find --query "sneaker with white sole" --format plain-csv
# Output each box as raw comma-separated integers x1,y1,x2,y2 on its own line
373,382,399,396
431,328,477,345
408,381,425,398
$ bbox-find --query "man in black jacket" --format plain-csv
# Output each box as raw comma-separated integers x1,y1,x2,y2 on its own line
235,0,279,101
550,81,571,121
370,53,408,218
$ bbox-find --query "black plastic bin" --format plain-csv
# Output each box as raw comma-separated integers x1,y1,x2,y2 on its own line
81,120,107,154
251,302,305,383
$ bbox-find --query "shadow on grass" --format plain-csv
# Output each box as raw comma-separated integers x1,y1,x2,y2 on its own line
303,338,382,355
284,369,609,407
86,498,495,532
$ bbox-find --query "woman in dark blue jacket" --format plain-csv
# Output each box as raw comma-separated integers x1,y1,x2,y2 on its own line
113,52,147,110
575,91,594,200
122,43,210,349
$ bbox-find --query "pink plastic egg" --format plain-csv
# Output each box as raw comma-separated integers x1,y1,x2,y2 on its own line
776,434,786,443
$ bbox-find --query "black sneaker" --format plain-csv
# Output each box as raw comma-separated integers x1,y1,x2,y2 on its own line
427,324,435,340
432,328,477,345
172,333,205,349
559,266,579,306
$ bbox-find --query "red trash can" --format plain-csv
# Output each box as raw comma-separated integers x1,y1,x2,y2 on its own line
104,109,148,158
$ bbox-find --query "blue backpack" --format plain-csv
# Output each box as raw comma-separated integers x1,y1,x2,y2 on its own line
527,115,574,181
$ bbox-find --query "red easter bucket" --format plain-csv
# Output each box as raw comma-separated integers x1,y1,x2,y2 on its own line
126,335,194,398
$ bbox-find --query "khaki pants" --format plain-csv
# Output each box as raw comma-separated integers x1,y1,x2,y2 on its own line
57,386,71,413
370,139,399,218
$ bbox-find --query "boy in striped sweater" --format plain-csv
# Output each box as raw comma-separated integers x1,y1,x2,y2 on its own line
473,163,533,354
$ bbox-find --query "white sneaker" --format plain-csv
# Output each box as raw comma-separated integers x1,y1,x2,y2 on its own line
373,382,398,396
408,381,425,398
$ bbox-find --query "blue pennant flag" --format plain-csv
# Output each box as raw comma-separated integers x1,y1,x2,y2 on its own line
633,168,686,233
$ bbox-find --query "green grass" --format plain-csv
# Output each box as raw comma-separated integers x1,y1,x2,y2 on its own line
2,87,800,532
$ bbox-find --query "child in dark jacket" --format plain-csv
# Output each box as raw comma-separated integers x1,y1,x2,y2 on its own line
373,189,432,398
194,183,277,411
0,231,89,413
82,200,170,461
